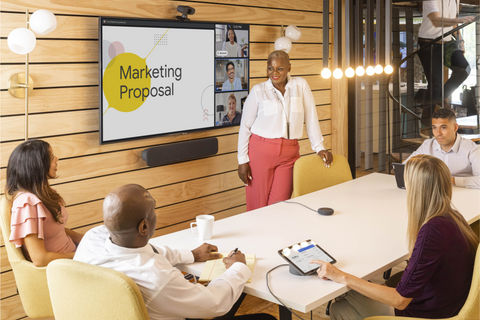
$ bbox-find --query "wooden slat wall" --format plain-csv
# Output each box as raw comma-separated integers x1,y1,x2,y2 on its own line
0,1,339,319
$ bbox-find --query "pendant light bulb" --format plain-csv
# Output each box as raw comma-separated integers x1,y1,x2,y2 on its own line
375,64,383,74
321,68,331,79
333,68,343,79
345,67,355,78
366,66,375,76
384,64,393,75
355,66,365,76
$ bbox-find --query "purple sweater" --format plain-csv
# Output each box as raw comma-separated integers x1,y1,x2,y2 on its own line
395,216,475,318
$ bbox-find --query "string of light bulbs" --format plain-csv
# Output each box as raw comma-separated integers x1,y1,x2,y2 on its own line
322,64,393,79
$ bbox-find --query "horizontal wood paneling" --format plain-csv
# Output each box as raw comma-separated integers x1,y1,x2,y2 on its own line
1,39,98,63
0,109,99,142
0,87,98,116
250,43,329,60
0,12,98,39
1,1,327,27
184,0,325,12
0,63,98,90
250,26,332,43
0,126,241,168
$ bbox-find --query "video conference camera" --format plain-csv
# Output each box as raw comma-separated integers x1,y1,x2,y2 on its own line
176,6,195,21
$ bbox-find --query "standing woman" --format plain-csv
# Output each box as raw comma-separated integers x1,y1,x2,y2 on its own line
238,50,332,211
310,154,478,319
5,140,83,267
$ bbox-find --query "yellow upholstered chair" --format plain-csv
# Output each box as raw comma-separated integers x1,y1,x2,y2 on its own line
47,259,150,320
292,154,353,198
0,195,54,318
365,243,480,320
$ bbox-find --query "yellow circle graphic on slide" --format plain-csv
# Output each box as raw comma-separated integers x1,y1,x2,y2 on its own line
103,52,151,114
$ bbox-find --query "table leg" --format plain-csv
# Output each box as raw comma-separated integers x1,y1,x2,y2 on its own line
278,305,292,320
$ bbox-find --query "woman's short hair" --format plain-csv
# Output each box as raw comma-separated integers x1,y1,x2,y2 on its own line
6,139,65,223
267,50,290,65
228,93,236,102
405,154,478,254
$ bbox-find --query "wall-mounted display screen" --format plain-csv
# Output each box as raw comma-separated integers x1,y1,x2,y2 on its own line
99,17,249,144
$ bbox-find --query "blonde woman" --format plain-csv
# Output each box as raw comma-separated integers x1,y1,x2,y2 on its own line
310,155,478,319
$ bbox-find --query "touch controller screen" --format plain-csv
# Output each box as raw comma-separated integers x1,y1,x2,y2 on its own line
281,241,335,274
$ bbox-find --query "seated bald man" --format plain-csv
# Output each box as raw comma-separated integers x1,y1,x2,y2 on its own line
405,108,479,189
74,184,264,320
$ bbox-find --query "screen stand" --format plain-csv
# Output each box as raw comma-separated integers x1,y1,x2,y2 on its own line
288,265,303,276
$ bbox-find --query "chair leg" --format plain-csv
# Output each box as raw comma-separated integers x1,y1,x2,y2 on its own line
383,268,392,280
326,300,332,316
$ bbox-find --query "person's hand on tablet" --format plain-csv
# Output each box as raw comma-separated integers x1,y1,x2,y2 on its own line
309,260,346,284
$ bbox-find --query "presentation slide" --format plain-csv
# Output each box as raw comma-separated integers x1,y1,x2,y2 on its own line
101,25,214,142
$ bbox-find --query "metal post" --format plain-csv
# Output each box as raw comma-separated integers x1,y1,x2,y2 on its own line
406,8,415,138
365,0,374,170
323,0,330,69
377,0,387,172
25,9,29,141
355,0,364,168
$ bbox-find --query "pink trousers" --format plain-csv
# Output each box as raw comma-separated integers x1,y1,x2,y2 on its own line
246,134,300,211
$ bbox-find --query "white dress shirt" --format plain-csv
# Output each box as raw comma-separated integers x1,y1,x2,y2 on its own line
74,226,252,320
238,77,326,164
418,0,458,41
222,77,243,91
406,134,480,189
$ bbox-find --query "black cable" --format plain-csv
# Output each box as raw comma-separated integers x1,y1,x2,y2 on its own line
276,201,318,213
265,264,307,320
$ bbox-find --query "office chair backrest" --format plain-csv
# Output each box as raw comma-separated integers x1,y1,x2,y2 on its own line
0,195,54,318
292,154,353,198
456,243,480,320
47,259,150,320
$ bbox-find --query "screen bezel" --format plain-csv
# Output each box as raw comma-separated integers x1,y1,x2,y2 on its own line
278,239,337,276
98,17,250,145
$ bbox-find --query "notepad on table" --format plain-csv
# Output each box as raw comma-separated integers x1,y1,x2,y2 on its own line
199,252,256,283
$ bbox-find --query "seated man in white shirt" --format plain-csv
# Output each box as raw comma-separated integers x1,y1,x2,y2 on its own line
222,62,243,91
74,184,275,320
406,109,479,189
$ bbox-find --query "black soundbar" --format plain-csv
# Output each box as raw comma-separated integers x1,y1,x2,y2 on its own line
142,137,219,167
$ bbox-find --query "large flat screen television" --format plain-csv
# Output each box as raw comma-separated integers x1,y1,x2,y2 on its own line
99,17,250,144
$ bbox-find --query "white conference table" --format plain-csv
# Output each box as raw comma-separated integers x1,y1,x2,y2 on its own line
150,173,480,315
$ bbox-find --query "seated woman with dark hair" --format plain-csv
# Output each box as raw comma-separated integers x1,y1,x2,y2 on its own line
310,154,478,319
5,139,83,267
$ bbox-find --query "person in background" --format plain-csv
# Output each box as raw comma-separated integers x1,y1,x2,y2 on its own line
222,94,242,125
222,62,243,91
416,0,475,124
406,109,479,189
222,28,247,58
74,184,275,320
238,50,332,211
5,140,83,267
310,155,478,319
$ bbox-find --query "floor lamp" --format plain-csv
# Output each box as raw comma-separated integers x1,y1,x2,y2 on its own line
7,9,57,141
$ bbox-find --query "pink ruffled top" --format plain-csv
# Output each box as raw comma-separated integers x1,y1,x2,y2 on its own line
10,192,75,255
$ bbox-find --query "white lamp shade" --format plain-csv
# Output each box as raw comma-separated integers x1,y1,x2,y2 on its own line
30,10,57,35
285,25,302,41
7,28,36,54
274,37,292,53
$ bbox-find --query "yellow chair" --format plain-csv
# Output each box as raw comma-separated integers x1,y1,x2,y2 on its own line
0,195,54,318
47,259,150,320
292,154,353,198
365,243,480,320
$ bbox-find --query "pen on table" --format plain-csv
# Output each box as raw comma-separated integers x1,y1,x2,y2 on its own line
229,248,238,257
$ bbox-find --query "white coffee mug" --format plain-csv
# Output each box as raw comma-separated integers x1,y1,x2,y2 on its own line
190,215,214,241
